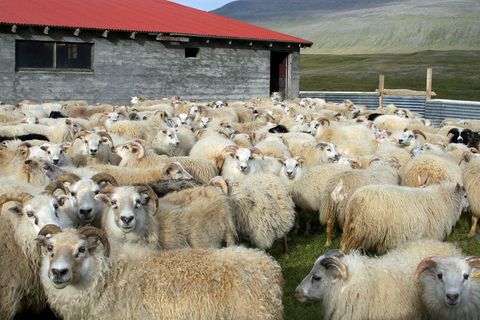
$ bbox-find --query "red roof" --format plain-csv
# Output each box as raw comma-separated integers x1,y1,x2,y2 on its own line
0,0,312,45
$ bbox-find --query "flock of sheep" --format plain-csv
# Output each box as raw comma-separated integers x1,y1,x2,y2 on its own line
0,93,479,319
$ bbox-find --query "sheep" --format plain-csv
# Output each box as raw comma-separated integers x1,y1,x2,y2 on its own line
416,255,480,319
254,135,291,159
400,153,463,187
108,119,158,143
295,240,460,320
289,141,341,167
0,183,74,319
397,128,427,152
221,146,281,182
189,135,236,169
341,182,468,254
151,127,181,155
314,119,373,143
319,157,400,247
461,152,480,238
211,174,295,250
97,183,237,253
39,142,72,166
36,225,284,320
279,158,355,234
69,130,115,166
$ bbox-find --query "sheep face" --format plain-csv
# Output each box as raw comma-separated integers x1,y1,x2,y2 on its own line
308,120,320,135
80,133,110,157
26,145,49,161
189,106,199,117
417,256,480,310
107,112,121,123
199,117,210,128
157,128,180,146
395,109,407,118
233,148,254,173
68,179,102,223
177,113,192,126
318,142,340,162
281,157,303,179
41,143,69,165
96,186,153,233
36,231,95,289
295,250,347,302
220,121,235,136
398,130,416,146
8,194,63,232
294,114,305,123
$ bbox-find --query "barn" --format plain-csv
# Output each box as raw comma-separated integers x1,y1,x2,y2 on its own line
0,0,312,104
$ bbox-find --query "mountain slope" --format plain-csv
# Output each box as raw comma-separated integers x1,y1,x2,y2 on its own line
212,0,480,54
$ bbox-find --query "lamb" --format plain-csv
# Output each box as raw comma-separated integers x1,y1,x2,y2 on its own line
341,182,468,254
461,152,480,238
400,153,463,187
97,184,237,253
36,225,284,320
210,174,295,250
279,158,355,234
295,240,460,320
416,255,480,319
319,157,400,247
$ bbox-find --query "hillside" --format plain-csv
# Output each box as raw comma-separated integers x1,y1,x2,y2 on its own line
212,0,480,54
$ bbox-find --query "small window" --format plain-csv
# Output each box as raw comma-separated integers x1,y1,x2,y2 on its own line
16,40,93,71
185,47,200,58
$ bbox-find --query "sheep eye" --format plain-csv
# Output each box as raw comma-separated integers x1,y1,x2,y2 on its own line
111,200,117,205
78,246,86,254
94,190,99,195
312,275,322,282
27,211,34,217
60,150,64,154
47,151,51,154
437,273,443,280
53,203,59,210
47,245,53,252
70,192,76,197
464,274,469,280
135,198,142,204
84,141,88,144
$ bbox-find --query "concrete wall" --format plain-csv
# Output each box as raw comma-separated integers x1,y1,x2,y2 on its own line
0,27,301,104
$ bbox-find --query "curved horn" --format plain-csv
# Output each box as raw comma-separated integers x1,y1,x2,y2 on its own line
209,176,229,195
412,129,427,140
466,256,480,269
91,173,118,186
78,226,111,258
222,145,238,155
318,117,330,126
415,256,438,280
320,256,348,280
38,224,62,237
249,147,264,157
0,192,34,214
44,180,69,195
368,156,382,166
136,185,159,214
56,173,81,185
73,130,89,141
97,131,114,145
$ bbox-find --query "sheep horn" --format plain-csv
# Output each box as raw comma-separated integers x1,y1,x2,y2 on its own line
249,147,264,157
323,249,345,259
73,130,89,141
412,129,427,140
56,173,81,185
97,131,114,145
78,226,111,258
222,145,238,155
319,256,348,280
38,224,63,237
0,192,34,213
136,185,159,214
209,176,229,195
465,256,480,269
44,181,69,195
318,117,330,126
91,173,118,186
461,151,472,164
368,157,382,166
415,256,438,279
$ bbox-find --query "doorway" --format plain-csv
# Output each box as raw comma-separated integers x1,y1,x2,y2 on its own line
270,51,290,99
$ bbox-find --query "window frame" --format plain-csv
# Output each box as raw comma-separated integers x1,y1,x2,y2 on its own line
15,40,95,73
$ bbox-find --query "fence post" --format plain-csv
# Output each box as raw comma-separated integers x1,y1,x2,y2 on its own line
426,68,432,101
378,74,385,108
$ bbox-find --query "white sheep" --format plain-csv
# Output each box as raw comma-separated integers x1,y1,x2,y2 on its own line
461,152,480,238
36,226,284,320
295,240,460,320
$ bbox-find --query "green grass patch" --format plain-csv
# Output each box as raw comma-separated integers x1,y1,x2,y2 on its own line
269,212,480,320
300,50,480,101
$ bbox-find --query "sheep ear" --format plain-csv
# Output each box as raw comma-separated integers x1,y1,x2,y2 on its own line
466,256,480,269
62,142,71,152
35,235,49,247
40,144,49,152
320,256,347,280
95,194,111,205
317,142,328,150
8,205,23,215
415,256,439,279
57,196,67,207
65,119,72,125
323,249,345,259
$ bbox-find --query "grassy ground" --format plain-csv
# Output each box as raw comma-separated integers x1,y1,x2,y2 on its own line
300,50,480,101
268,212,480,320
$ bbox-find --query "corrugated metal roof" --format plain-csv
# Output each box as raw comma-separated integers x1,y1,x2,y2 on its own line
0,0,312,44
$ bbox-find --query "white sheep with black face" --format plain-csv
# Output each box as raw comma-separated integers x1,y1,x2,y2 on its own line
416,255,480,319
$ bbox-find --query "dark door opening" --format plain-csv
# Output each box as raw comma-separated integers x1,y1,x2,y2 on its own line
270,51,290,98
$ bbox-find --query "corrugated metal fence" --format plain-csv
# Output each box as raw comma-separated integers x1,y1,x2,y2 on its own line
300,91,480,126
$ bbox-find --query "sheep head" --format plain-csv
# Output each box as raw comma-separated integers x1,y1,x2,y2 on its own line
281,157,304,180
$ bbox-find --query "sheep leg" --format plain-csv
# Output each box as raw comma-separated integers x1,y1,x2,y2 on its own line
282,236,289,255
324,217,334,247
304,217,312,236
467,216,479,238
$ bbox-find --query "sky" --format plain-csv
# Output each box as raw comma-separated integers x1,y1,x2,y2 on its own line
171,0,235,11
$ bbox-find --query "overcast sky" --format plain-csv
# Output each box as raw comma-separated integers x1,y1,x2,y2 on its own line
171,0,235,11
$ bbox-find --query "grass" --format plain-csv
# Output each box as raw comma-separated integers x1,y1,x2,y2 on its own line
300,50,480,101
268,212,480,320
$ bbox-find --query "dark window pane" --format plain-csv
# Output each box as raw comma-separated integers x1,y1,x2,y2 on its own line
16,41,54,69
56,43,92,69
185,47,199,58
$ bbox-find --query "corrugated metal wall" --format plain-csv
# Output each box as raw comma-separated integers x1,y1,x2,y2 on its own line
300,91,480,126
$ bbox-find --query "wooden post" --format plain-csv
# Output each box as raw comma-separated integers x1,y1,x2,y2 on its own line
426,68,432,100
379,74,385,108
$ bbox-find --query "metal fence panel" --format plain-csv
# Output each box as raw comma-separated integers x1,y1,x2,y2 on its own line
300,91,379,109
425,99,480,126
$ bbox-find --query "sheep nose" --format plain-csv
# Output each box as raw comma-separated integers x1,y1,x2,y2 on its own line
52,268,68,278
398,139,404,143
120,216,134,224
446,293,459,303
294,288,306,300
240,166,248,172
79,208,93,216
52,159,59,164
90,149,97,154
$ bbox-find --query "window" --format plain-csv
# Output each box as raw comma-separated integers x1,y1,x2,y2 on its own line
185,47,199,58
16,40,93,71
